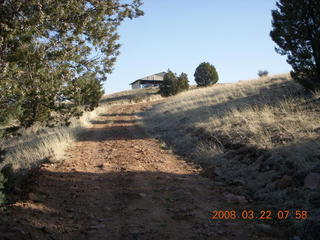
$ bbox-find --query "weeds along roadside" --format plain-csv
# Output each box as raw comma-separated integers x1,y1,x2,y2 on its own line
0,104,105,205
0,87,161,205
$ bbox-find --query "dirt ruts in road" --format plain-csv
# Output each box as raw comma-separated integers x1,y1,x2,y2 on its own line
3,103,283,240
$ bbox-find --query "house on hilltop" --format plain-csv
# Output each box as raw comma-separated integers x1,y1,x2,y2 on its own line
130,72,166,89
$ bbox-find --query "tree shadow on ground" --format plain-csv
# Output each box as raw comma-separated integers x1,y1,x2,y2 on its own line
3,165,309,240
90,119,138,125
78,124,148,142
99,113,137,117
0,169,231,240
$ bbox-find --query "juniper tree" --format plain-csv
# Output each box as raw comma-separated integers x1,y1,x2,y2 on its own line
194,62,219,87
270,0,320,90
258,70,269,78
0,0,143,127
177,72,189,91
159,71,190,97
159,70,178,97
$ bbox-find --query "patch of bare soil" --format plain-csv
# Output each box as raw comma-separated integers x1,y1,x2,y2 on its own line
1,103,286,240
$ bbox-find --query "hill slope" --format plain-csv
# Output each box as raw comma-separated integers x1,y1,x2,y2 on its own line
143,74,320,237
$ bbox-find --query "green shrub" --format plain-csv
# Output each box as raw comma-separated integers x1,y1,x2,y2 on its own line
194,62,219,87
0,101,23,126
160,70,190,97
177,73,189,91
258,70,269,78
159,70,178,97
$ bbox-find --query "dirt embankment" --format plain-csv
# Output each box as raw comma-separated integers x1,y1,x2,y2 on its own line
1,102,286,240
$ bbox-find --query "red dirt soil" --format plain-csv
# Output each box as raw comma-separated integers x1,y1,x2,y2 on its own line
2,103,284,240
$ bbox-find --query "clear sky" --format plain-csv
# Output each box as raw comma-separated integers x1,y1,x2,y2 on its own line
104,0,291,94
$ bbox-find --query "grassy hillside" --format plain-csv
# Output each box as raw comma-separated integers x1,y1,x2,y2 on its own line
143,74,320,229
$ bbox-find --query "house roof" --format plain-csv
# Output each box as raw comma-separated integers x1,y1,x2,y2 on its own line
130,72,166,85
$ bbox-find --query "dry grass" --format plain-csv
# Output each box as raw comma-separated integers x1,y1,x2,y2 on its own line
100,87,162,105
145,73,319,155
143,74,320,209
0,87,161,173
0,109,103,172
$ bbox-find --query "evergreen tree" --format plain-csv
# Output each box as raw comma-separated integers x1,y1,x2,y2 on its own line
159,71,190,97
194,62,219,87
270,0,320,90
0,0,143,127
258,70,269,78
159,70,177,97
177,72,189,91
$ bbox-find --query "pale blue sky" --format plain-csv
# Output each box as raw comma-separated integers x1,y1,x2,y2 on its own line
104,0,291,93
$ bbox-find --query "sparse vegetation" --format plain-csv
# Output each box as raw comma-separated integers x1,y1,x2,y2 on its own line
143,74,320,236
6,0,318,238
270,0,320,90
101,87,162,105
194,62,219,87
258,70,269,77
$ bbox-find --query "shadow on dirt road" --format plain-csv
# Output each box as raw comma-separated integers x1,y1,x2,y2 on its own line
2,103,287,240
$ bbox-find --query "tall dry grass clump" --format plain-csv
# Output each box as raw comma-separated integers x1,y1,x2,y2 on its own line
0,105,106,173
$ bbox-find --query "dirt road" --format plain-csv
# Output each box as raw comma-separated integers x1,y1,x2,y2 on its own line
3,103,284,240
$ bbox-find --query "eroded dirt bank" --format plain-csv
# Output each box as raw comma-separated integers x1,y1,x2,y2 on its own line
1,103,285,240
